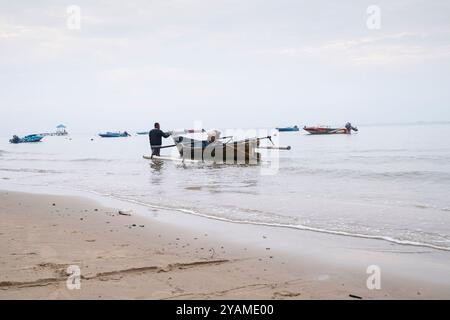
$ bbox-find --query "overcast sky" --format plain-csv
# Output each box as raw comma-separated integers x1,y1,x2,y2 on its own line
1,0,450,135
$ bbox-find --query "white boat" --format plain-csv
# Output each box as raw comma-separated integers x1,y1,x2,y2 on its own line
143,129,290,164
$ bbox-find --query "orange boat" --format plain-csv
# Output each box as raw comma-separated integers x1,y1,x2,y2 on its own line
303,123,358,135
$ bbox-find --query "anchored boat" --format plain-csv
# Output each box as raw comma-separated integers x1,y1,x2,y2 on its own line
144,129,290,164
98,131,131,138
303,123,358,135
276,125,299,132
9,134,44,144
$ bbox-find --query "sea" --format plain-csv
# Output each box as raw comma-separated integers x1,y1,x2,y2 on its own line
1,124,449,251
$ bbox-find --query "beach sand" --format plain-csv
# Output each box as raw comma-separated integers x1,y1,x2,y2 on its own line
1,190,450,299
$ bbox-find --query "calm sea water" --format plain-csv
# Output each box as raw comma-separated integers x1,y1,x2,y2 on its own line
1,124,450,250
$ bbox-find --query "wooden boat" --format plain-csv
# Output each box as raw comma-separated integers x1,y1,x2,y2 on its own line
143,129,290,164
9,134,44,144
98,131,130,138
303,126,349,134
303,123,358,135
276,125,299,132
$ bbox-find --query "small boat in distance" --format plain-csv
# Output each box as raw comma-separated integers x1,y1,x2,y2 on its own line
98,131,131,138
303,123,358,135
276,125,299,132
9,134,44,144
136,131,149,135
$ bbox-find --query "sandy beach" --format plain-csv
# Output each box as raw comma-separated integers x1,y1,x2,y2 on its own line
1,189,449,299
2,0,450,304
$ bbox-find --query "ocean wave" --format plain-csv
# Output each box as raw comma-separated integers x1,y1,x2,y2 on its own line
3,157,115,163
349,154,450,163
3,158,55,162
368,170,450,183
283,166,450,183
173,213,450,251
0,168,63,174
69,158,114,163
413,203,431,209
353,148,409,153
347,148,447,154
85,191,450,252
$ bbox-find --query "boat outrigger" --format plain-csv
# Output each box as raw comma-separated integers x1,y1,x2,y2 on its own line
9,134,44,144
303,123,358,135
143,129,291,164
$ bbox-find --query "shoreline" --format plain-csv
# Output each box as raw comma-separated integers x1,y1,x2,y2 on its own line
1,188,450,299
3,182,448,253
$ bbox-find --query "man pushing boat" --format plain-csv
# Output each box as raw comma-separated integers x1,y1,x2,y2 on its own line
149,122,172,156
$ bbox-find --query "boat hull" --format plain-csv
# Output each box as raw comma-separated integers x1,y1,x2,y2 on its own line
276,127,299,132
98,132,129,138
9,135,44,144
170,135,261,164
303,127,350,135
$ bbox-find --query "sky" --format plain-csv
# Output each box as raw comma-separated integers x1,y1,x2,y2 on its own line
1,0,450,135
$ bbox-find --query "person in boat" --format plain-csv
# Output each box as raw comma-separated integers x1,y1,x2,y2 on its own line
149,122,172,156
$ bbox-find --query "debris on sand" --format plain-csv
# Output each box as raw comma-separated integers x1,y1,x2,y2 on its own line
118,210,132,216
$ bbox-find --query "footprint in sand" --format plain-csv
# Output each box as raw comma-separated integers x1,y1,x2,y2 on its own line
273,291,301,298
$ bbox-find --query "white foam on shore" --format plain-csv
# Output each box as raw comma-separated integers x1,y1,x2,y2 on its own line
2,182,449,252
90,190,450,252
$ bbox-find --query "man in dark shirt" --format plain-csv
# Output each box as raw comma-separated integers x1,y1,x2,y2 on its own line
149,122,172,156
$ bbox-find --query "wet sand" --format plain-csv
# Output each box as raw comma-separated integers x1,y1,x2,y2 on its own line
1,190,450,299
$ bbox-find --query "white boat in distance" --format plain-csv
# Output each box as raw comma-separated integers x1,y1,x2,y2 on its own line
143,129,291,164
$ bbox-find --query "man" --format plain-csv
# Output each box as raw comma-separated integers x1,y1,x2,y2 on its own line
149,122,172,156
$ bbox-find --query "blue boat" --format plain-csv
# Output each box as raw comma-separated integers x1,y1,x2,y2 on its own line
98,131,130,138
9,134,44,144
136,131,149,135
276,125,299,132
